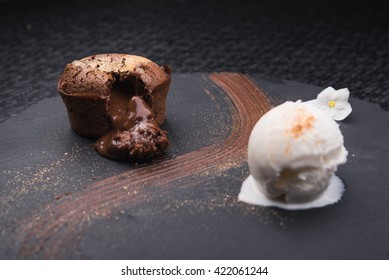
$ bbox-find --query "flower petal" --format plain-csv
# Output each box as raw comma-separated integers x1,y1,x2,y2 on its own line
327,87,339,100
333,103,352,121
318,106,336,118
306,100,330,112
328,108,337,118
317,87,335,104
335,99,347,109
336,88,350,102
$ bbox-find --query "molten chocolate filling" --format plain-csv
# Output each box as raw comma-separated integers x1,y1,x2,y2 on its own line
94,79,169,161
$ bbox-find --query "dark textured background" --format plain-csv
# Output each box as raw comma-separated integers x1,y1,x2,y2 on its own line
0,0,388,123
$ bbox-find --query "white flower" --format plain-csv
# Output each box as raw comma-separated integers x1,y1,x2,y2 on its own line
305,87,352,121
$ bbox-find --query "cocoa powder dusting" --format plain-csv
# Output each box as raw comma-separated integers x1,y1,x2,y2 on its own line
18,73,271,258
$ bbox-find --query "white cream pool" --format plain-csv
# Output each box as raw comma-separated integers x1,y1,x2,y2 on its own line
239,174,345,210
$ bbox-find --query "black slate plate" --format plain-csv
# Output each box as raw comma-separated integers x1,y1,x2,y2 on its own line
0,73,388,259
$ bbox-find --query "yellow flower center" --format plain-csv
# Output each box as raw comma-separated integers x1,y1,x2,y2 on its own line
328,100,336,108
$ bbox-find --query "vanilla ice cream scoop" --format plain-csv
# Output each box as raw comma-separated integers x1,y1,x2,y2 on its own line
239,101,348,209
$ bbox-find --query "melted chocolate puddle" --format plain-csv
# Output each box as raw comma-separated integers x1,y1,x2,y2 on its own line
18,73,271,258
96,95,169,161
95,77,169,161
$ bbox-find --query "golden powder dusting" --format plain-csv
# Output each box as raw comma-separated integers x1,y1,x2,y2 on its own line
289,108,315,139
17,73,272,259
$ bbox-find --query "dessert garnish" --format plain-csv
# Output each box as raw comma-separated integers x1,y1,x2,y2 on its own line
305,87,352,121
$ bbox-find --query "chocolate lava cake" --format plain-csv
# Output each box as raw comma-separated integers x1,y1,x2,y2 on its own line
57,54,171,161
